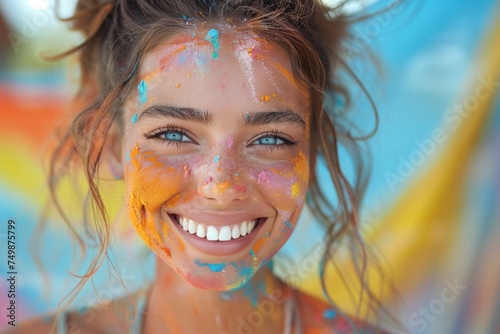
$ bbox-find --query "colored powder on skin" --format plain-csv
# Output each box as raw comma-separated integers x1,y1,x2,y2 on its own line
249,248,257,260
226,136,234,149
292,151,308,181
252,237,266,253
194,259,226,272
204,28,220,59
213,155,221,163
159,44,187,69
260,95,271,102
131,113,138,124
243,281,259,308
161,247,172,258
138,80,147,104
284,221,293,230
323,309,336,319
227,263,256,290
257,171,271,184
291,181,300,197
127,144,182,250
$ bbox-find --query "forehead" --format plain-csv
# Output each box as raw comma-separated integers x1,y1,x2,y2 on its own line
137,29,310,115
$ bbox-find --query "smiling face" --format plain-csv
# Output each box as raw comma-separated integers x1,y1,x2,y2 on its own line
120,27,311,290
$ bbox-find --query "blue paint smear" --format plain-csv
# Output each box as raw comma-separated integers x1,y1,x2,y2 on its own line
138,80,147,104
204,28,220,59
284,221,293,229
214,155,220,163
249,249,256,259
125,151,131,163
323,309,336,319
195,259,226,272
131,113,138,124
228,262,256,291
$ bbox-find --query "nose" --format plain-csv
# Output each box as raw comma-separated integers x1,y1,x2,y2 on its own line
196,155,249,205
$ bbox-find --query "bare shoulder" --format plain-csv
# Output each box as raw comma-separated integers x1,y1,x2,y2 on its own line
295,290,391,333
0,315,55,334
1,289,147,334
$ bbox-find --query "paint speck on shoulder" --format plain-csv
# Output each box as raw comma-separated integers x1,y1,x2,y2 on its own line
214,155,221,163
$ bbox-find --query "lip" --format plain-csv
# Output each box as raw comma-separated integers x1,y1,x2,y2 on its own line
167,213,267,257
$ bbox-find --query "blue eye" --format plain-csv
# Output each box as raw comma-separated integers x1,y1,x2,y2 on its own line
162,131,189,141
145,125,194,146
254,136,285,145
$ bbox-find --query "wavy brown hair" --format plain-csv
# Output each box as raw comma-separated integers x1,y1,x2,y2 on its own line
47,0,403,332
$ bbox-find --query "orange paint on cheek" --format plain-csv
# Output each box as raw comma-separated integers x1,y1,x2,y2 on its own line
127,143,184,254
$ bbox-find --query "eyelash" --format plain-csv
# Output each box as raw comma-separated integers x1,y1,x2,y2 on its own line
144,126,298,151
253,130,298,152
144,124,194,148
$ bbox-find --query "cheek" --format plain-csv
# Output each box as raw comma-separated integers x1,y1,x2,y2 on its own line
125,144,185,249
252,150,309,212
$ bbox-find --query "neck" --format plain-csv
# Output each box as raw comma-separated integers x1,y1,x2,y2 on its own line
143,256,291,333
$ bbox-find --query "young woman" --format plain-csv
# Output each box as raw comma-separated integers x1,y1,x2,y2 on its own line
6,0,398,333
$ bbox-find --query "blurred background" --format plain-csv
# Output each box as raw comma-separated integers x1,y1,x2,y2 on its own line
0,0,499,333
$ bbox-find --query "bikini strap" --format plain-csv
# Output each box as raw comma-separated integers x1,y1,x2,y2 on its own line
283,289,302,334
129,289,149,334
55,310,68,334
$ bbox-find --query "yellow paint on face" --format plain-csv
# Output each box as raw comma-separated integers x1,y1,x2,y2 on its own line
126,143,184,256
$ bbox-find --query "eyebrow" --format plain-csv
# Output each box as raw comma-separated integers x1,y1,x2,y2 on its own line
138,105,306,128
138,105,212,124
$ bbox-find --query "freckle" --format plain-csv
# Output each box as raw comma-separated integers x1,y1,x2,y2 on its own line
183,165,190,178
226,136,234,149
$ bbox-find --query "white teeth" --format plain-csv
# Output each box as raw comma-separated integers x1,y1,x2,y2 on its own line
176,216,258,242
240,221,247,236
219,226,232,241
180,217,189,231
248,220,255,233
188,219,197,234
207,226,218,241
196,224,206,238
232,225,240,239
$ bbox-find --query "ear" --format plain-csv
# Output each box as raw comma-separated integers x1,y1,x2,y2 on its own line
103,121,124,179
